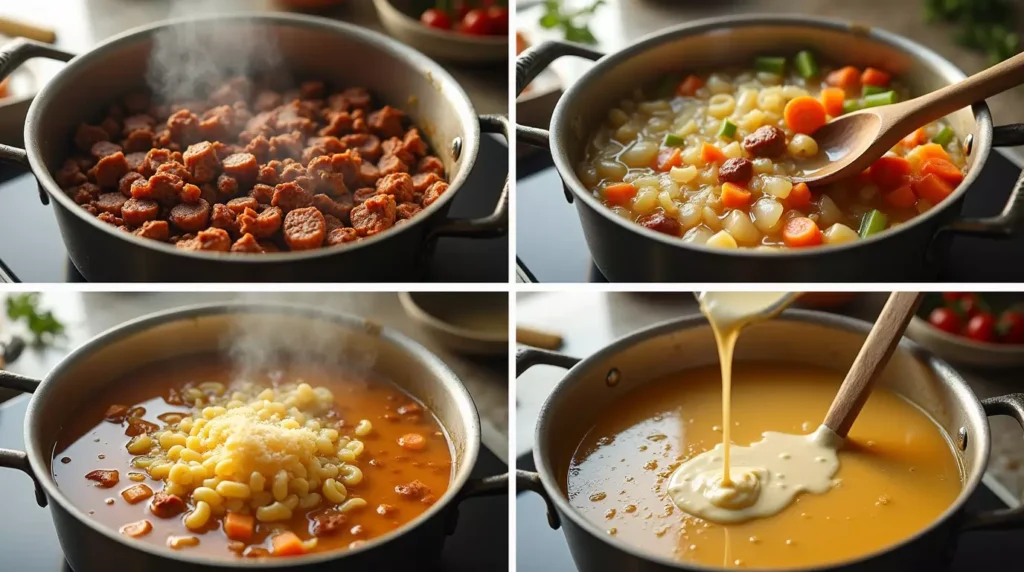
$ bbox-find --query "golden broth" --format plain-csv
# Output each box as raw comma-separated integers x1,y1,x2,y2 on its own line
566,362,962,569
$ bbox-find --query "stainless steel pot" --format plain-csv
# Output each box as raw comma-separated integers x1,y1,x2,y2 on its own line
516,15,1024,282
0,303,507,571
0,13,508,282
516,310,1024,571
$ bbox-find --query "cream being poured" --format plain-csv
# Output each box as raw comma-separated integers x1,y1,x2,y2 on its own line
667,292,843,524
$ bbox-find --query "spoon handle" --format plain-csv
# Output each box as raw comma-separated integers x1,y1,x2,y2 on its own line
902,51,1024,128
822,291,924,438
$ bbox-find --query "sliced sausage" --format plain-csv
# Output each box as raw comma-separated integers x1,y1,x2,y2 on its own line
75,124,110,153
121,198,160,226
271,181,314,212
230,233,264,253
91,141,123,159
718,157,754,185
149,492,186,518
169,199,211,232
638,212,683,237
742,125,787,158
227,196,259,213
91,152,131,189
283,206,326,250
182,141,221,183
238,206,282,239
221,153,258,184
135,220,170,242
422,181,449,208
85,470,119,488
95,192,127,216
376,172,414,203
326,226,359,246
367,106,405,139
176,227,231,252
396,202,422,220
350,194,396,237
415,155,445,177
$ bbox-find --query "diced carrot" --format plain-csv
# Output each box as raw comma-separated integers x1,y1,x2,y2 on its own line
784,182,813,210
121,484,154,505
913,173,956,204
901,127,926,148
655,147,682,172
782,217,823,247
820,87,846,117
919,157,964,186
700,142,727,164
224,512,255,542
885,183,917,209
603,182,637,206
720,182,752,209
676,74,704,96
272,532,307,556
398,433,427,451
784,96,828,135
861,67,891,87
826,66,861,89
869,156,912,191
907,143,951,169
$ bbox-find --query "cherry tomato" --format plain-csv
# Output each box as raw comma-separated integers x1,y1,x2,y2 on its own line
955,293,983,320
420,8,453,30
964,312,997,343
486,7,509,35
928,307,961,335
461,9,493,35
998,311,1024,344
942,292,967,304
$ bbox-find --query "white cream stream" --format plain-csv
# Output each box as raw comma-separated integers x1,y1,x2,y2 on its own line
666,292,843,524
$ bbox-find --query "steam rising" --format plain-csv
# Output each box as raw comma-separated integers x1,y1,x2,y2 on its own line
145,0,286,103
219,293,380,385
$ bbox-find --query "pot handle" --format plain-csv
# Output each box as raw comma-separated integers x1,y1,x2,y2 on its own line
443,472,509,535
943,124,1024,237
428,114,509,240
514,347,581,529
0,370,45,507
958,393,1024,532
515,40,605,151
0,38,76,170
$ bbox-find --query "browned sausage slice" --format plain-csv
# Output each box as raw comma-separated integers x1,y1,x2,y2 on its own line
121,198,160,226
742,125,787,158
169,199,211,232
283,206,326,250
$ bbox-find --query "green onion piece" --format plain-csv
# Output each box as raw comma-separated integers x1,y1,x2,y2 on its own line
858,209,888,238
754,56,786,76
717,119,737,140
663,134,687,147
863,91,898,107
794,50,819,79
842,99,864,114
862,85,887,96
932,126,955,146
655,75,680,99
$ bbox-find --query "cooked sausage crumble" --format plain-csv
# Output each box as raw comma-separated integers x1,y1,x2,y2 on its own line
56,77,450,253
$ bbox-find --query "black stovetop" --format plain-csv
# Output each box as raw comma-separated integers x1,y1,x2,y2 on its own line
0,396,508,571
515,454,1023,571
516,149,1024,283
0,136,508,283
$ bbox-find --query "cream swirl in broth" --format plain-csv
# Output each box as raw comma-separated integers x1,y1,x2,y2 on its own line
667,292,842,523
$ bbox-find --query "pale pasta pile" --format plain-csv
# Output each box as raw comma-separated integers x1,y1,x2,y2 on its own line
128,381,370,535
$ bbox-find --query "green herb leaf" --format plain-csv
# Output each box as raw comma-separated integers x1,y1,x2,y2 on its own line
5,293,65,346
540,0,604,45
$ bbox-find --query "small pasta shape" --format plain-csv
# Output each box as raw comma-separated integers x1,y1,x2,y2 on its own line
354,420,373,437
339,498,368,513
215,480,251,499
184,501,211,530
340,466,364,487
256,502,292,523
323,478,348,504
707,94,736,119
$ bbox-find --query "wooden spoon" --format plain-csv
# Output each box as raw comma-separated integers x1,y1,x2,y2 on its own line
822,291,924,438
793,51,1024,187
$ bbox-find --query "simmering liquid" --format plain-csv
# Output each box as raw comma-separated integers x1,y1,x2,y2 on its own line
566,362,963,568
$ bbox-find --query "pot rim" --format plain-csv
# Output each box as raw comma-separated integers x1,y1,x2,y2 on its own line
23,12,481,264
532,309,989,571
22,301,482,568
548,14,993,258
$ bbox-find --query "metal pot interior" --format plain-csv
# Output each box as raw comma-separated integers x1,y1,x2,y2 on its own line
551,17,989,213
536,311,988,549
26,14,478,205
24,303,479,559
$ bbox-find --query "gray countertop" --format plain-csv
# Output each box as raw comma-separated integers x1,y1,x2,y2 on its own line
0,292,509,461
516,291,1024,498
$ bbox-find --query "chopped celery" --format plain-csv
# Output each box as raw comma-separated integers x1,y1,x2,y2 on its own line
717,119,737,139
932,126,955,146
858,209,888,238
862,85,887,96
863,91,898,107
663,134,687,147
654,75,680,98
842,99,864,114
754,56,786,75
794,50,819,79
